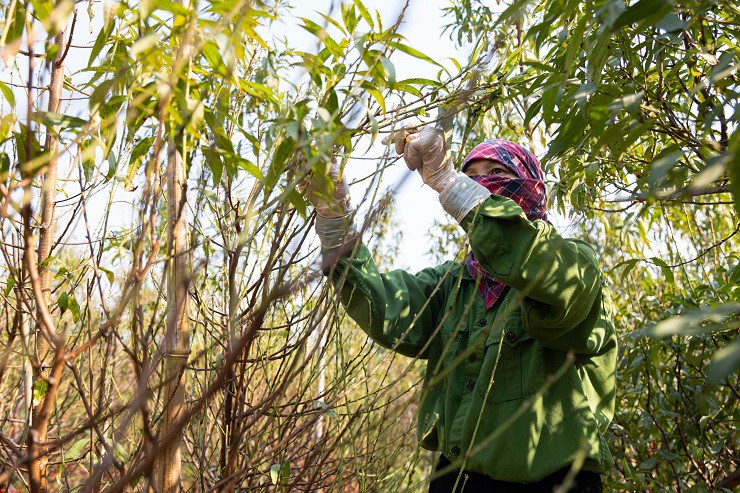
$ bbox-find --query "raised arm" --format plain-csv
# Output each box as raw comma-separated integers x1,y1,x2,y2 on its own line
395,125,612,354
301,157,450,358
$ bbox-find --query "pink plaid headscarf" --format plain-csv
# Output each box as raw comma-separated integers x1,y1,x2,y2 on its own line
462,140,550,308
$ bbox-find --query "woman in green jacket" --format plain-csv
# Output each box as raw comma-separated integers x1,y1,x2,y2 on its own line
304,126,617,492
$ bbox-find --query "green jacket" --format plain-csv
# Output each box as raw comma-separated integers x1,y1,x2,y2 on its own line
329,194,617,483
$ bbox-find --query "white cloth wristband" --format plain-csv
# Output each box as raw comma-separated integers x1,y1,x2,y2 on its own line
438,172,492,223
315,213,358,250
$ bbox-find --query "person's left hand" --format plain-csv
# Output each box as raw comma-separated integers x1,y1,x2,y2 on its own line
402,125,456,193
300,158,352,218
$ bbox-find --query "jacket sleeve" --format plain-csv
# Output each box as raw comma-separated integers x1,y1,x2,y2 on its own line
459,194,611,354
329,242,449,359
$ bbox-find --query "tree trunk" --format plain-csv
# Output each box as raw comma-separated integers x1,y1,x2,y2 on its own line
26,23,67,493
154,140,190,492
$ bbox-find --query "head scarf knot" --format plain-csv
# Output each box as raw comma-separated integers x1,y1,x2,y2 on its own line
461,140,550,308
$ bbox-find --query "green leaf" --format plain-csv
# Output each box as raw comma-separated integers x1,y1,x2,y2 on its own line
57,291,69,314
15,125,44,179
341,2,358,33
203,148,223,186
492,0,529,29
90,78,115,111
655,13,685,33
728,131,740,217
0,81,15,106
353,0,373,28
316,12,346,36
397,77,440,88
265,137,295,192
4,0,26,45
638,457,658,469
586,29,612,84
378,55,396,87
152,0,190,16
236,158,263,181
105,150,117,182
361,82,385,113
68,294,81,322
287,188,307,219
387,41,442,68
40,0,73,35
646,148,683,192
611,258,641,277
33,379,48,407
323,89,339,116
269,461,289,485
129,33,158,57
0,114,16,143
707,339,740,385
202,41,228,77
126,137,154,188
300,18,340,56
4,272,15,297
58,291,80,321
650,257,674,285
0,152,9,184
99,267,115,284
545,111,586,160
237,80,277,105
34,111,87,130
648,303,740,337
88,21,114,65
611,0,673,31
67,437,90,458
79,139,97,181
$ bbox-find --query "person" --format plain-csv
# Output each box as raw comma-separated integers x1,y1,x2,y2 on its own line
302,125,617,493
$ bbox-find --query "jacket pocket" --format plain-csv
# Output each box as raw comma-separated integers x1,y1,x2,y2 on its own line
478,312,545,404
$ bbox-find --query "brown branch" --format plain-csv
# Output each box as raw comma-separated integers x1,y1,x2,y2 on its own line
25,339,66,493
57,10,77,65
716,469,740,490
606,184,731,203
24,16,69,491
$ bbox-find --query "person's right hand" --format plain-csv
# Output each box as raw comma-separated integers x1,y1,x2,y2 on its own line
301,158,352,219
391,125,422,171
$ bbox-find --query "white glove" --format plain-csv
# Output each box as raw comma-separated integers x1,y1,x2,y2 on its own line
394,125,456,193
315,214,357,250
439,173,492,223
302,158,352,219
301,158,359,260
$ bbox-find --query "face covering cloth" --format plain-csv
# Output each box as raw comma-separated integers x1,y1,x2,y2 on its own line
462,140,550,309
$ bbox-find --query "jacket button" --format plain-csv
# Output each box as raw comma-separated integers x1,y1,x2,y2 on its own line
478,318,487,327
467,381,475,391
506,331,518,342
451,446,461,456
